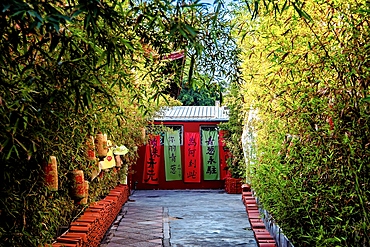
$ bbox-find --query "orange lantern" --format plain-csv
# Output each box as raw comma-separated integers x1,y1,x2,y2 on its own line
115,155,122,168
70,170,85,199
80,181,89,205
95,132,108,158
86,135,95,160
44,156,58,191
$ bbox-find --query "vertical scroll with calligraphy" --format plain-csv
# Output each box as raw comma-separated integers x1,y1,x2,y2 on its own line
184,132,201,183
143,135,161,184
164,130,182,181
202,129,220,180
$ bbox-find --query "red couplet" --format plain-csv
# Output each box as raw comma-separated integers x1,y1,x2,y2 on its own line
142,135,161,184
218,130,231,180
184,132,201,183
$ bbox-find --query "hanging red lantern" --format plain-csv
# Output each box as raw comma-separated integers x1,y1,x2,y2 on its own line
80,181,89,205
115,155,122,168
86,135,95,160
44,156,58,191
70,170,85,199
95,132,108,158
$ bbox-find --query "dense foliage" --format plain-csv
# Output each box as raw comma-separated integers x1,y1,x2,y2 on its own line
220,80,246,178
0,0,234,246
236,0,370,246
178,0,241,107
178,81,220,106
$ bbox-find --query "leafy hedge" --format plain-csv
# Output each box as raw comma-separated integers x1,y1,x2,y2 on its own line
0,1,241,245
235,0,370,246
0,0,181,246
220,80,246,179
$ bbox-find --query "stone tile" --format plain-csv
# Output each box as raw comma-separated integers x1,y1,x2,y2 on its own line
125,241,161,247
149,233,163,239
118,232,159,241
148,239,163,244
109,236,127,244
116,226,143,233
106,243,128,247
111,237,141,245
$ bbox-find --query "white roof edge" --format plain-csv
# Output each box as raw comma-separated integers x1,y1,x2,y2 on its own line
153,105,229,122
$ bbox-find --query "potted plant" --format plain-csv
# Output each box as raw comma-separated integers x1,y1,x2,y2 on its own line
219,128,246,194
224,146,246,194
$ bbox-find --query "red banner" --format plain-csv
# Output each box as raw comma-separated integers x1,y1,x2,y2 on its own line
219,130,231,180
162,50,185,61
184,132,201,183
143,135,161,184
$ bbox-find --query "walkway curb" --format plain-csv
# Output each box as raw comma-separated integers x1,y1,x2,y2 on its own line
162,207,170,247
242,185,277,247
51,184,129,247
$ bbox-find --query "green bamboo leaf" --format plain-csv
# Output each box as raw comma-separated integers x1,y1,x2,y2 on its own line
292,2,312,21
84,13,91,30
82,92,89,109
6,145,17,159
10,10,26,18
361,97,370,103
188,55,195,86
71,9,84,19
2,4,10,12
54,13,71,22
281,0,288,12
32,141,37,152
121,38,134,50
12,118,19,135
184,24,197,37
27,10,43,22
1,138,10,152
14,138,27,152
178,26,189,40
97,50,107,66
252,1,259,19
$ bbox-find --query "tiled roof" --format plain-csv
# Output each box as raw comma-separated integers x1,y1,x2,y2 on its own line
154,106,229,122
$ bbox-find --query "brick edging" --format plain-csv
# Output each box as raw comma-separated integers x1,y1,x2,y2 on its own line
242,184,277,247
50,184,130,247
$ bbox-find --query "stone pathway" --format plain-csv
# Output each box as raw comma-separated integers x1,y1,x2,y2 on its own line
100,205,167,247
101,190,257,247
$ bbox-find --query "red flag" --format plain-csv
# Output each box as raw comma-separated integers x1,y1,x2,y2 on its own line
162,50,185,61
219,130,231,180
184,132,201,183
143,135,161,184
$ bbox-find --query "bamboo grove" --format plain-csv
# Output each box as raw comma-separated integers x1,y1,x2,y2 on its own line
0,0,237,246
234,0,370,246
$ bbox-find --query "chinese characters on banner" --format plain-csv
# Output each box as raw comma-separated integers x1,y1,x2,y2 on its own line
219,130,231,179
164,130,182,181
184,132,201,183
201,129,220,180
143,135,161,184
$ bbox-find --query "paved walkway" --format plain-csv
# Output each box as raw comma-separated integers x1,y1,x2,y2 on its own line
100,190,257,247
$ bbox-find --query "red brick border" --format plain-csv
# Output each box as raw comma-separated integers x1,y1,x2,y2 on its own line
241,184,277,247
50,184,130,247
